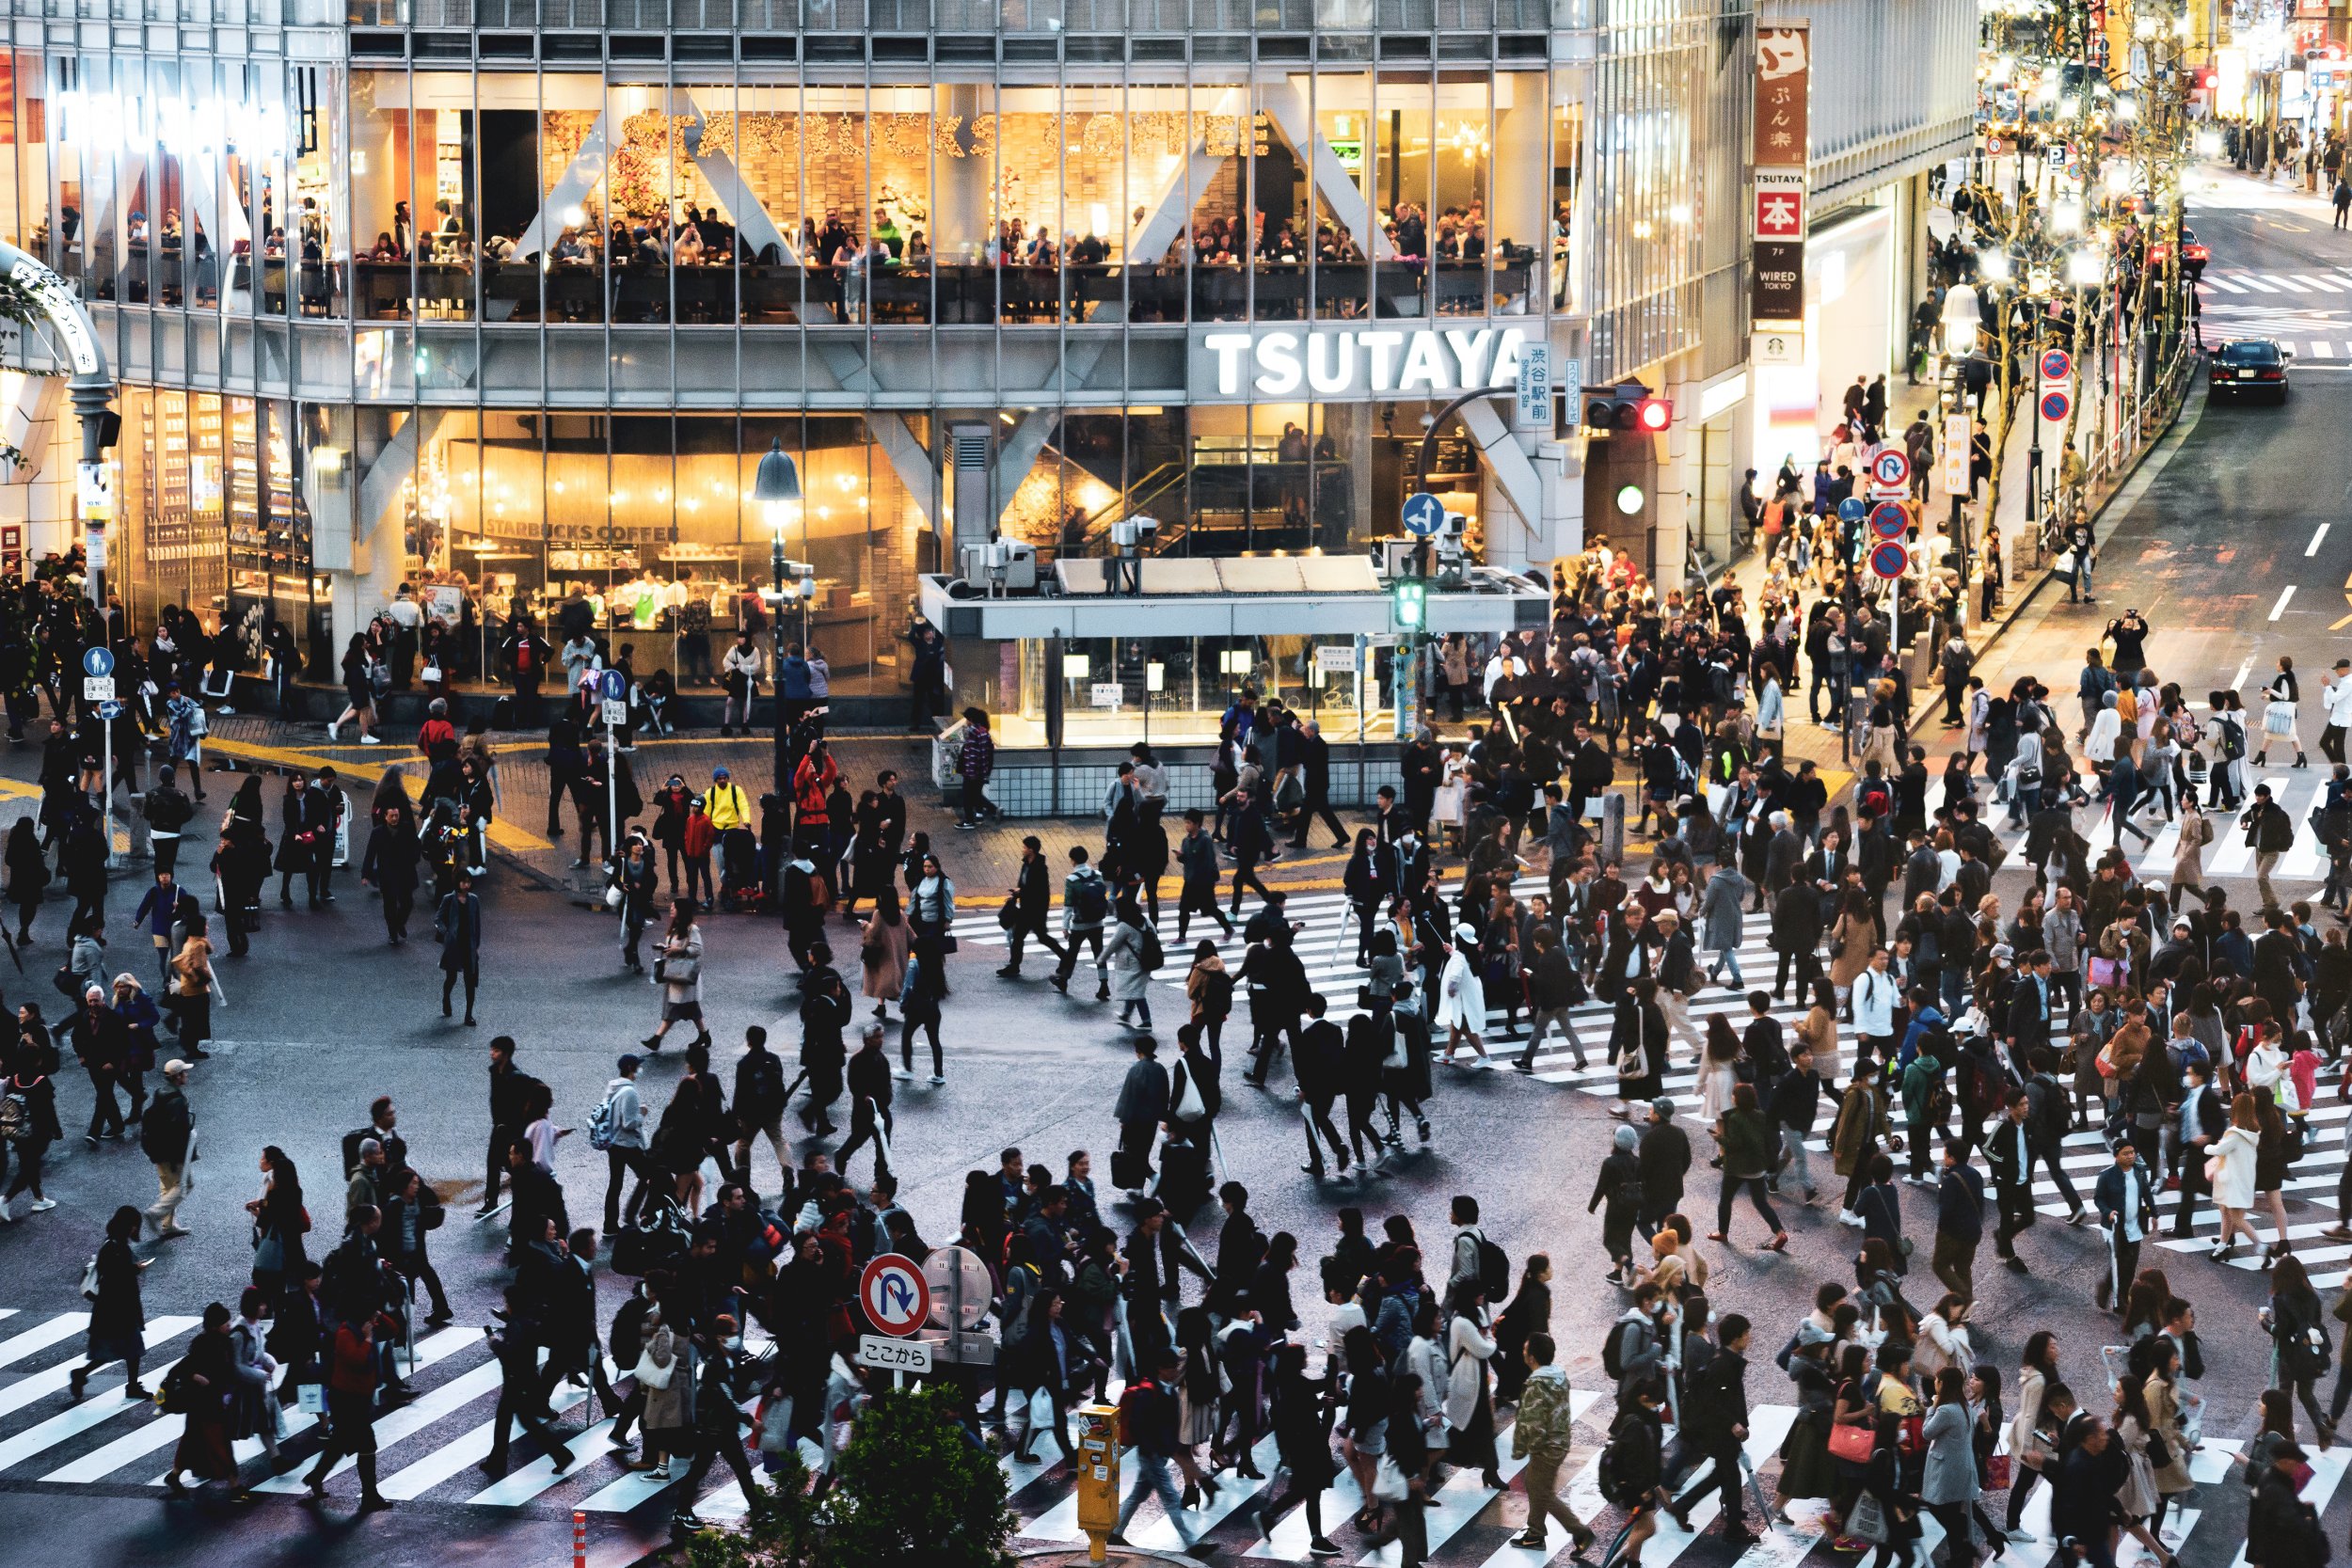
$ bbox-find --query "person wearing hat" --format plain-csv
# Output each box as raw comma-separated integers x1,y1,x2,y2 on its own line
139,1056,197,1239
2247,1433,2321,1565
2321,657,2352,768
1435,922,1489,1067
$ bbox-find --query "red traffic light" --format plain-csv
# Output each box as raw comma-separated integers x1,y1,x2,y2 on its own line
1634,397,1674,433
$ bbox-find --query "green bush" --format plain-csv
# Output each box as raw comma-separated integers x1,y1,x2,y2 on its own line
679,1384,1014,1568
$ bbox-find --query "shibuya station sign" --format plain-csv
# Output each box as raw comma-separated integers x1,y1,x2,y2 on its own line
1192,325,1532,402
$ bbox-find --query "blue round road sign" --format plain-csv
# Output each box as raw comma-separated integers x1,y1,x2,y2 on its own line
1868,501,1908,540
1837,498,1867,523
1868,540,1909,580
1401,492,1446,538
2039,348,2073,382
81,646,114,678
2039,389,2072,422
599,668,628,701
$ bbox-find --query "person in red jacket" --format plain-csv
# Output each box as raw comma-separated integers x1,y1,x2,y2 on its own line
302,1312,389,1509
792,737,840,851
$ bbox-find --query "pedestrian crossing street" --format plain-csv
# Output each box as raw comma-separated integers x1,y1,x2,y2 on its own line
994,1377,2280,1568
0,1308,770,1517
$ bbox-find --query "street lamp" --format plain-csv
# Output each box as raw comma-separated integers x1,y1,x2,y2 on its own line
1940,281,1979,610
751,436,803,599
751,436,808,795
1941,281,1981,357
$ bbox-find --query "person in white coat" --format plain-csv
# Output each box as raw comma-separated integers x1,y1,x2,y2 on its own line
1438,922,1488,1066
2086,689,2123,768
1442,1279,1502,1487
2206,1096,2262,1262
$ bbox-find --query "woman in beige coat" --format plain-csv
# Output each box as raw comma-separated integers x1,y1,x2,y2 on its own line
635,1307,690,1479
860,884,912,1022
1827,901,1877,999
2172,796,2214,902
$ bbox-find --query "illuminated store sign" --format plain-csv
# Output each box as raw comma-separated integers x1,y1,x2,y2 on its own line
1193,325,1531,401
53,88,291,157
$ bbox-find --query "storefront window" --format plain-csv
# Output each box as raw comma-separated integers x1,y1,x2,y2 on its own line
1311,70,1373,321
1549,73,1584,315
1374,69,1431,320
1001,631,1383,746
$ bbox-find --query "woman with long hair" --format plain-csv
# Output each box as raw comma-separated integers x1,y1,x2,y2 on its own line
644,898,710,1053
3,816,48,945
1711,1081,1789,1250
1442,1277,1502,1488
243,1145,309,1302
2268,1253,2338,1445
2252,1090,2296,1266
859,882,910,1022
1919,1366,1981,1568
2207,1091,2264,1262
2004,1331,2062,1533
1263,1341,1340,1557
328,632,380,744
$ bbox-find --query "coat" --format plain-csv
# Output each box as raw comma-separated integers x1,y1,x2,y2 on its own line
658,925,704,1005
1104,919,1152,1004
1699,869,1748,950
860,914,911,1003
1918,1401,1978,1504
2146,1373,2194,1494
637,1322,692,1433
1831,1080,1888,1179
436,890,483,972
1437,947,1486,1033
1828,913,1877,988
2207,1123,2259,1209
1443,1310,1496,1431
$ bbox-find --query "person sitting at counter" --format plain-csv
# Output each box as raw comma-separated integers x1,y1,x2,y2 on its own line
818,210,851,262
871,207,902,260
1069,230,1108,267
551,228,592,265
369,232,401,263
673,224,705,267
905,230,930,265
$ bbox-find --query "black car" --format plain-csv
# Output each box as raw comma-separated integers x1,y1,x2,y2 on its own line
2210,338,2291,401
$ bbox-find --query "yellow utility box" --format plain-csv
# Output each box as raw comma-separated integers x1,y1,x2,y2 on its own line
1075,1402,1120,1561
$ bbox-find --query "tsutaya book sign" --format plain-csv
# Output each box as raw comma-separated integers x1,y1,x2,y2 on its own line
1192,325,1533,402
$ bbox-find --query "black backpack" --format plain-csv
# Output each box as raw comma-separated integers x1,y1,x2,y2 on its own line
1467,1229,1509,1301
742,1051,786,1115
1136,923,1165,974
1072,874,1108,926
1601,1317,1639,1380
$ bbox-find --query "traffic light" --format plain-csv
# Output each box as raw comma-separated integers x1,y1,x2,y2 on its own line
1581,382,1672,436
1393,578,1426,631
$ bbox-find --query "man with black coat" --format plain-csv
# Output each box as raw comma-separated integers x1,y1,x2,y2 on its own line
2091,1140,2155,1311
795,966,850,1135
1288,720,1349,849
71,985,134,1145
2172,1057,2227,1238
1668,1313,1755,1545
477,1036,540,1218
1636,1098,1691,1242
1112,1037,1169,1197
1565,723,1613,823
1986,1089,2037,1272
1400,730,1443,831
1770,879,1823,1001
1294,994,1351,1178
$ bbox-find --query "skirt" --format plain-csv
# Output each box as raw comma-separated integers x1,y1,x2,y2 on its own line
1778,1411,1839,1501
662,998,705,1023
2265,700,2298,737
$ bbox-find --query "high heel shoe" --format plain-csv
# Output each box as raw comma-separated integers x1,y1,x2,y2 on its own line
1181,1482,1200,1509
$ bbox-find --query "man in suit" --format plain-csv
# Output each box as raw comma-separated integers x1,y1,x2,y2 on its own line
1294,994,1350,1178
1288,720,1350,850
1986,1090,2037,1272
1565,723,1613,824
2004,948,2055,1069
2092,1139,2156,1312
2175,1056,2228,1238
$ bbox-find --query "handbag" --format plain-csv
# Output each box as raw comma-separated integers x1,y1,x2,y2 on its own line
632,1345,676,1390
1372,1454,1410,1501
1828,1421,1878,1465
996,896,1020,932
1985,1453,2012,1491
296,1382,326,1415
2055,548,2078,575
1847,1491,1892,1544
604,884,624,910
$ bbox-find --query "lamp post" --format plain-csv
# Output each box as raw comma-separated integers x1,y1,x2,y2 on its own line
751,436,803,795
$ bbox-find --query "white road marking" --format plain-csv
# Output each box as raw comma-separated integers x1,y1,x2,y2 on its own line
2271,584,2297,620
2310,522,2331,556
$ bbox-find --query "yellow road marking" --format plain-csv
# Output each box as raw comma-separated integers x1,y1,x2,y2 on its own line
200,736,554,853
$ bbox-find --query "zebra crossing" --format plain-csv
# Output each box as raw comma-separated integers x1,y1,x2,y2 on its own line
0,1309,775,1518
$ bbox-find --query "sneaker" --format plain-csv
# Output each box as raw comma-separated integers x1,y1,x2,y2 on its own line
26,1198,56,1212
930,1074,946,1086
326,721,340,741
359,734,382,745
1836,1208,1864,1227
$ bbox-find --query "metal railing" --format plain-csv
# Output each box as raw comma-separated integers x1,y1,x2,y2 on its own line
2041,325,2197,555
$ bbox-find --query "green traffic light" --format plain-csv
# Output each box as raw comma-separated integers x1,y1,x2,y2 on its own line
1394,580,1425,630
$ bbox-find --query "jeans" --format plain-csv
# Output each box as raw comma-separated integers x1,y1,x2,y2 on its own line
1114,1451,1196,1544
2027,1136,2082,1212
1777,1126,1816,1193
1708,947,1745,987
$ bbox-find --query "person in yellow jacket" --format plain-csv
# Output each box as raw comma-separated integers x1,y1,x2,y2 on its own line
706,767,752,832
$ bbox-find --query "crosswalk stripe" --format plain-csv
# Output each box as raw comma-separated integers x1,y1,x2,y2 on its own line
2290,275,2339,291
248,1356,509,1492
2243,275,2283,293
2308,341,2337,359
0,1312,88,1371
2207,276,2248,293
1135,1433,1281,1551
379,1372,597,1501
0,1318,201,1474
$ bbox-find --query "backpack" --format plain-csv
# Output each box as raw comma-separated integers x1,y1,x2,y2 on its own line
1467,1229,1509,1301
1595,1418,1655,1510
1115,1377,1162,1446
0,1089,28,1144
1135,923,1165,974
585,1085,623,1152
1601,1317,1639,1381
2220,716,2246,761
741,1051,787,1115
1071,873,1108,926
155,1359,196,1416
1859,778,1892,819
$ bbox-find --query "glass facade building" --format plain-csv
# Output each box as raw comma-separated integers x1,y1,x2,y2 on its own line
0,0,1781,701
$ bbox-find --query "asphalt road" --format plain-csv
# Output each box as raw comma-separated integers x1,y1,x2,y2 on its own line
0,177,2344,1568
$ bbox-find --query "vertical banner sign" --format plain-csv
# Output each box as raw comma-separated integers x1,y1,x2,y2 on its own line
1939,413,1971,498
1513,341,1553,432
1752,26,1810,326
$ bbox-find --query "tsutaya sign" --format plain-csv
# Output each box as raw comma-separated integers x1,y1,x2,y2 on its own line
1193,325,1533,402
